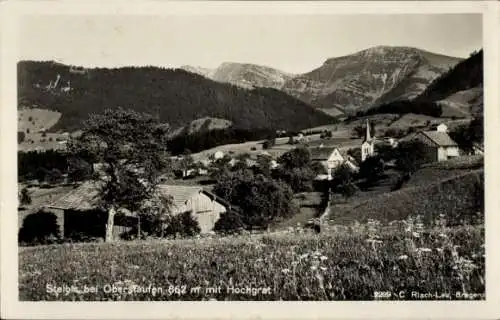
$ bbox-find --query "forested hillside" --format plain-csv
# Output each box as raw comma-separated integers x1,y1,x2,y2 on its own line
18,61,335,133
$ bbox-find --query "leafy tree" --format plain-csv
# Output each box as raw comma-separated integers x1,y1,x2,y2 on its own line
136,192,173,238
18,131,26,143
255,155,272,176
358,156,385,186
273,166,316,193
19,187,32,207
331,163,354,188
67,108,171,242
394,140,428,175
209,154,233,181
214,210,246,235
338,181,358,201
449,117,484,154
18,210,61,245
310,161,328,175
278,147,311,169
375,143,395,161
213,170,298,228
165,211,201,238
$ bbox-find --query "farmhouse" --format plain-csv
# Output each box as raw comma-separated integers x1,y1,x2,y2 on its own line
409,124,459,162
44,182,234,240
310,146,358,180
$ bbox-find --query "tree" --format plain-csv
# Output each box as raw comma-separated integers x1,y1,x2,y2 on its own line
19,187,32,207
67,108,171,242
214,210,246,234
18,131,26,143
338,181,358,201
136,191,173,238
449,117,484,154
330,164,357,201
358,156,385,187
213,170,298,228
278,147,311,169
273,166,316,193
18,210,61,245
394,140,428,175
165,211,201,238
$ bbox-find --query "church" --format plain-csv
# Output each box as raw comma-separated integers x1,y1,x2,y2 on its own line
361,119,375,162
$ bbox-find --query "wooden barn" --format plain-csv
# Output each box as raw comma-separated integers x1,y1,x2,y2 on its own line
44,182,234,241
411,124,460,162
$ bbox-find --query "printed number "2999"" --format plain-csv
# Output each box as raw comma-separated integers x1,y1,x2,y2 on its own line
374,291,392,299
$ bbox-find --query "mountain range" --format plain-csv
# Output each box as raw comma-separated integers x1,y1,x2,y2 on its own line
18,46,481,140
17,62,335,133
181,46,463,115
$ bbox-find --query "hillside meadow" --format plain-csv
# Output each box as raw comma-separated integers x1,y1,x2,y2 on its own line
19,215,484,301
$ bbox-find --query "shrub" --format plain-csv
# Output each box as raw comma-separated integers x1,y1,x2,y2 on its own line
214,210,246,235
18,210,61,246
19,187,32,207
18,131,26,143
165,211,201,238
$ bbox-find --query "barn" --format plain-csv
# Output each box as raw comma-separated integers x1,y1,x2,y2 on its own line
44,182,234,241
411,124,460,162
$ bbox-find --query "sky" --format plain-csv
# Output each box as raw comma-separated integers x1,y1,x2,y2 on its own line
19,14,482,74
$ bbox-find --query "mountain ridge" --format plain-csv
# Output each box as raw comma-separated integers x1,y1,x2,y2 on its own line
17,61,336,134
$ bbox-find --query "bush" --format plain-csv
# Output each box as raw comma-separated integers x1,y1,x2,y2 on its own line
165,211,201,238
214,210,246,235
18,210,61,246
18,131,26,143
19,187,32,207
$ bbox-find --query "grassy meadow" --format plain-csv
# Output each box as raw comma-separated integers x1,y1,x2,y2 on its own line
19,214,484,301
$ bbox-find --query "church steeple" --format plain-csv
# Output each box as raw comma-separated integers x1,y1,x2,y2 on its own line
364,119,372,142
361,119,374,162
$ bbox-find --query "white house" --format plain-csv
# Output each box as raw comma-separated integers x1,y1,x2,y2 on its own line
212,151,225,161
310,146,358,180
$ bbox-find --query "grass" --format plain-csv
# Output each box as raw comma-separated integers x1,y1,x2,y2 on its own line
19,216,484,301
330,169,483,226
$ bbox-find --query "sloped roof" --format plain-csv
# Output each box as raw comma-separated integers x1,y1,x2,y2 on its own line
421,131,458,147
157,185,203,209
310,147,337,160
48,182,232,213
48,181,102,211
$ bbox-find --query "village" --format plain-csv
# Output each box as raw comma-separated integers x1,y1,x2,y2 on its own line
17,114,483,244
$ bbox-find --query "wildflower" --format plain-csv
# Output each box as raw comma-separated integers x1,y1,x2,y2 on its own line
416,248,432,253
281,268,290,275
320,267,327,271
398,255,408,260
299,253,309,260
310,266,318,271
320,256,328,261
412,232,420,238
438,233,447,238
436,248,444,253
291,261,299,267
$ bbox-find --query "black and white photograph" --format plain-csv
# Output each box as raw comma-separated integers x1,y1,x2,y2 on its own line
1,0,499,319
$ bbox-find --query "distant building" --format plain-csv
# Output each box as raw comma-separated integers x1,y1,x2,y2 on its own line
310,146,358,180
361,119,375,162
45,182,235,240
212,151,224,161
409,124,460,162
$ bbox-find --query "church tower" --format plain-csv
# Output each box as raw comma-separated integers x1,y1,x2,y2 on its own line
361,119,375,162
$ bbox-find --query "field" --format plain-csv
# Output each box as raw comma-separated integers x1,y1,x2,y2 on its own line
18,108,69,152
19,217,484,301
